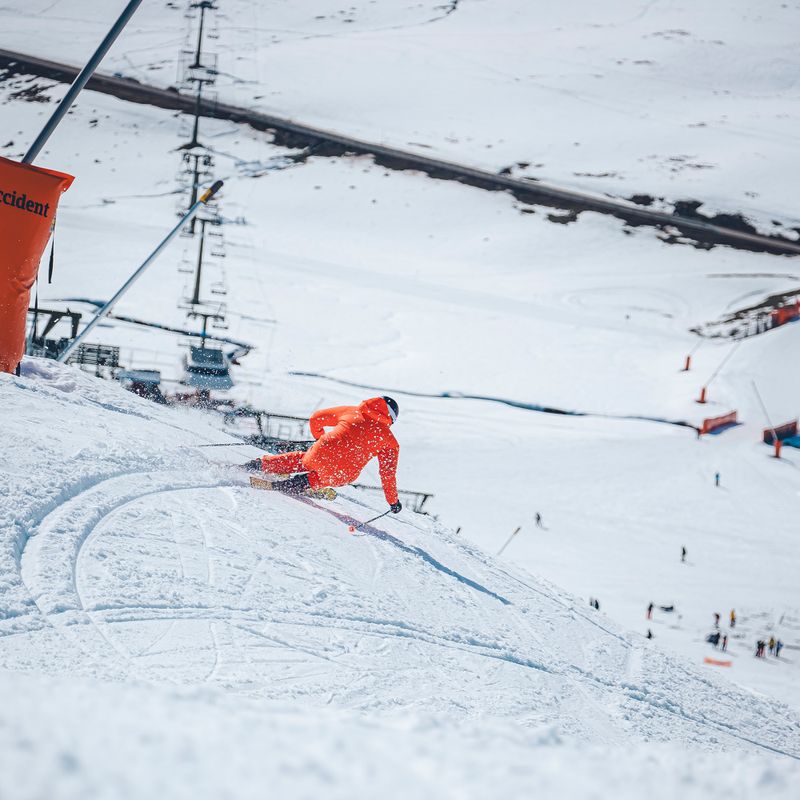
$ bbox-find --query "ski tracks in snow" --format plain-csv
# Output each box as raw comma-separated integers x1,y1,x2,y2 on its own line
9,467,800,758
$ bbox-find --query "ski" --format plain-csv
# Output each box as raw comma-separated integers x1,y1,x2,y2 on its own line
249,475,337,501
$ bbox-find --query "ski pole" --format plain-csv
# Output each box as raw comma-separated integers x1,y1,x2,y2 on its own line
348,510,391,533
196,442,251,447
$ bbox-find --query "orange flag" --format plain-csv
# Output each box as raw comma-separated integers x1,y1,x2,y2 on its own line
0,155,73,373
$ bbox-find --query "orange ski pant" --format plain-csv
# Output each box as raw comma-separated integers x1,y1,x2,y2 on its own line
262,452,321,489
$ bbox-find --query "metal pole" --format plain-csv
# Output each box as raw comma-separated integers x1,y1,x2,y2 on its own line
191,2,207,68
752,380,779,444
187,153,201,234
706,341,742,388
59,181,223,363
191,218,207,305
497,526,521,557
190,82,203,147
23,0,143,164
200,313,209,347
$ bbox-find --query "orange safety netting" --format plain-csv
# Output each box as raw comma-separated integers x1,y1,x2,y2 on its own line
0,155,73,373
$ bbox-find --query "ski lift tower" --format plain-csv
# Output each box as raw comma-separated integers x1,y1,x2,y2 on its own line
179,1,219,151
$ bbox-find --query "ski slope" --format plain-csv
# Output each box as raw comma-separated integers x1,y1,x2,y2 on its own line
3,2,800,793
1,360,799,797
2,10,800,710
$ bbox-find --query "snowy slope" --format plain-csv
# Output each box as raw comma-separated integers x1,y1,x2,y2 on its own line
3,1,800,779
1,361,800,798
3,37,800,712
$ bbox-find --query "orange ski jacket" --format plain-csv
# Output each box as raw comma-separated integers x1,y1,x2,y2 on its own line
301,398,399,504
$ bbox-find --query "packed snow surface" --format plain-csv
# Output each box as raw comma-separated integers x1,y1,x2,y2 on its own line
2,361,799,797
3,0,800,795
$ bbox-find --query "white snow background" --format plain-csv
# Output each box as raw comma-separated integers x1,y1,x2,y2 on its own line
2,1,800,797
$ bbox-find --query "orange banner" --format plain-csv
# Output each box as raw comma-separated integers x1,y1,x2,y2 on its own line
0,155,73,373
701,410,738,435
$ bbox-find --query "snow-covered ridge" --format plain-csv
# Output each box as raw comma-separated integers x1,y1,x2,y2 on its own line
4,0,800,224
1,362,799,796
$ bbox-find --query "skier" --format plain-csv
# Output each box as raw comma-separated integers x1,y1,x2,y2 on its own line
713,612,720,628
721,634,728,652
714,471,720,487
776,640,784,658
243,397,402,513
647,602,653,620
768,636,776,655
535,512,543,528
730,609,736,628
681,546,687,563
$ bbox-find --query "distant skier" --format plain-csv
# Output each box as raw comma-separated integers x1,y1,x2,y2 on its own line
775,640,784,658
243,397,402,512
730,609,736,628
646,629,653,640
713,612,720,628
647,602,653,620
768,636,776,656
714,471,720,487
681,546,687,563
721,634,728,652
535,512,543,528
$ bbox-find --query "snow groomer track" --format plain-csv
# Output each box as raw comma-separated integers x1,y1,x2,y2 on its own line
2,47,800,257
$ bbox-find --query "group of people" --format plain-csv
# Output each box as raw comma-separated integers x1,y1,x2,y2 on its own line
646,602,674,620
704,610,733,651
712,610,736,628
755,637,784,659
704,608,787,660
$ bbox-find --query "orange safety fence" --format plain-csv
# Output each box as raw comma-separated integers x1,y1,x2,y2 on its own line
701,410,737,435
763,419,798,445
770,301,800,328
703,657,732,667
0,155,73,374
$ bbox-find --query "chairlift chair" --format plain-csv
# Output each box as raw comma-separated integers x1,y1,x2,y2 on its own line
184,344,233,390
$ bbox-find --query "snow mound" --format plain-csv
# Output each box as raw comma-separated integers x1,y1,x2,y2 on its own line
2,361,799,797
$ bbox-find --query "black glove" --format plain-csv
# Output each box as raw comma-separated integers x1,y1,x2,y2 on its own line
241,458,263,472
390,501,402,514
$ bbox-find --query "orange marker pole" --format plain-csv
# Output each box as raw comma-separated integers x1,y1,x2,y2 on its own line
697,386,707,404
